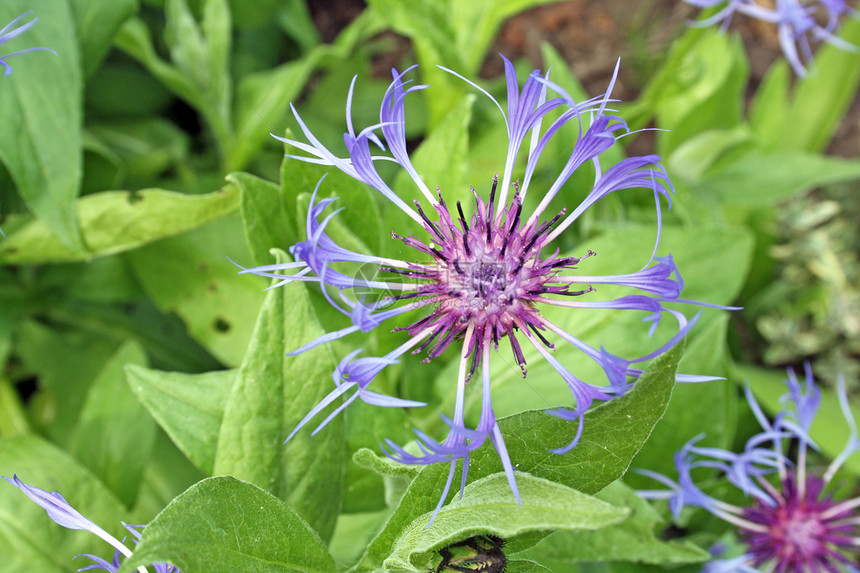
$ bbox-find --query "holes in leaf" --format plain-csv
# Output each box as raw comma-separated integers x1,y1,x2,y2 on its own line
213,317,230,333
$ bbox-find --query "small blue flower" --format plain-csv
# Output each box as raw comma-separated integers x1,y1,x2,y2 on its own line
0,10,56,76
3,475,179,573
684,0,858,76
637,367,860,571
239,56,730,522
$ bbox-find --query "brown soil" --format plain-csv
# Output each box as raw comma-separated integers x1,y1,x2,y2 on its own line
487,0,859,157
310,0,859,156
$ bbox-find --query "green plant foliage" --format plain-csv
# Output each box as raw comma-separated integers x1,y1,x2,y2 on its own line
0,186,240,264
213,250,345,542
2,2,859,571
0,0,82,251
515,481,709,567
117,476,338,573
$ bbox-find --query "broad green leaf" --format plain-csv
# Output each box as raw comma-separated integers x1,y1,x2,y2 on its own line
40,297,222,374
118,476,337,573
507,560,553,573
125,215,263,367
366,0,563,126
0,378,30,436
0,435,130,573
0,312,12,370
450,0,567,74
114,18,201,107
485,339,685,491
71,340,154,508
213,250,345,541
274,0,319,48
516,481,709,566
0,0,82,251
287,157,383,260
695,152,860,205
735,363,860,475
15,320,120,445
86,118,189,183
69,0,138,78
232,171,297,267
0,186,239,264
126,366,235,475
653,29,748,156
233,54,319,171
667,126,755,183
354,447,422,481
628,314,736,486
771,16,860,153
329,510,390,568
365,0,462,128
351,341,684,572
115,0,234,166
385,473,628,572
343,402,418,513
130,431,208,524
748,61,791,147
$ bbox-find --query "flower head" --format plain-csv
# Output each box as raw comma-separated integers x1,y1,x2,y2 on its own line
3,475,179,573
683,0,857,76
240,56,726,522
0,11,56,76
637,367,860,572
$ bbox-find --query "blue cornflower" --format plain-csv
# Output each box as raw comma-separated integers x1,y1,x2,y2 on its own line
239,56,727,521
683,0,857,76
0,10,56,76
3,475,179,573
637,366,860,572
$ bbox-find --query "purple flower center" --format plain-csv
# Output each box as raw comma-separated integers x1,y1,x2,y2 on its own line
385,177,593,373
741,474,856,571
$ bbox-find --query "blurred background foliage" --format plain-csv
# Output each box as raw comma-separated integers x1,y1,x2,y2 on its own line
0,0,858,571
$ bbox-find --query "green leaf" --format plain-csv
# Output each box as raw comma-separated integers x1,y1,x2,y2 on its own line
232,171,296,267
667,126,755,183
70,340,155,508
118,476,337,573
69,0,138,78
384,472,629,572
86,118,190,183
735,363,860,475
0,0,82,251
129,431,207,524
515,481,709,566
287,158,383,259
0,435,130,573
366,0,563,125
213,250,345,541
767,17,860,153
628,314,736,486
126,366,235,475
125,214,263,367
651,29,748,156
115,0,234,166
352,341,685,572
490,339,685,491
0,186,240,264
748,61,791,147
232,54,319,171
506,560,553,573
695,152,860,205
15,320,121,445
